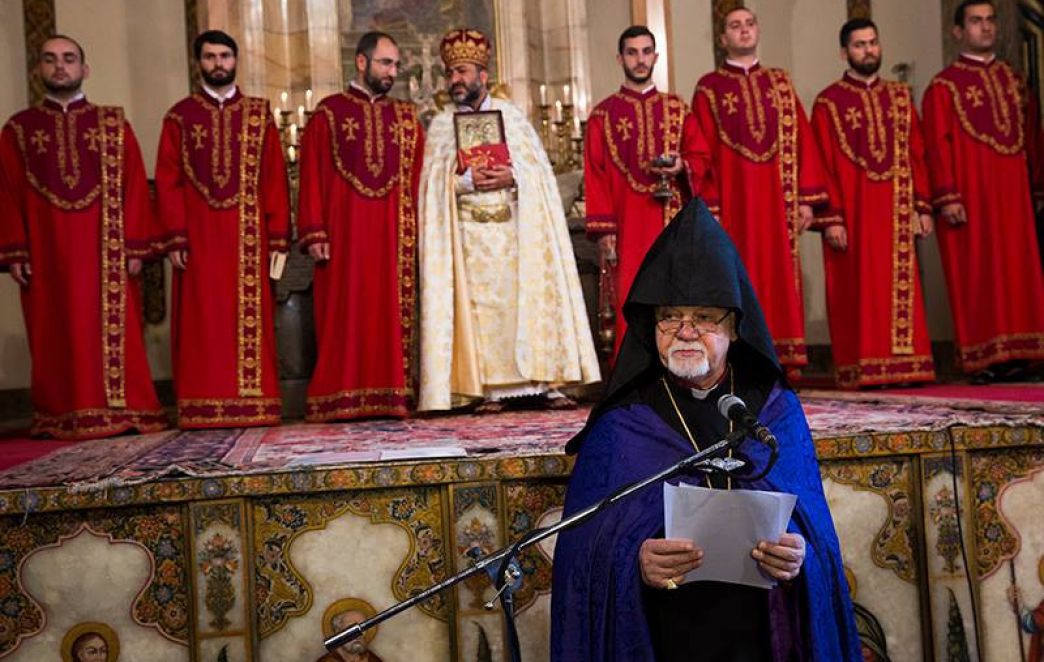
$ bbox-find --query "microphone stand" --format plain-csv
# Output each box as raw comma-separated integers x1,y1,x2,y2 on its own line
325,427,760,658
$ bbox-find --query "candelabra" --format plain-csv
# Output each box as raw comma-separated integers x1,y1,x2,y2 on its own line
537,99,584,174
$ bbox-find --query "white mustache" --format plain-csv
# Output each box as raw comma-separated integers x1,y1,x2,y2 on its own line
670,341,706,353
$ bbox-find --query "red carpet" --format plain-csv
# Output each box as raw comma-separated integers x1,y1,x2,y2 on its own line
882,383,1044,403
0,431,77,470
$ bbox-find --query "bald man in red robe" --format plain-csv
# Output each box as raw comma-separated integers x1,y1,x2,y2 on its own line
0,36,166,439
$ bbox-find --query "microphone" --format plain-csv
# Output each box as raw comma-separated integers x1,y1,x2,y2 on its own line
716,394,778,449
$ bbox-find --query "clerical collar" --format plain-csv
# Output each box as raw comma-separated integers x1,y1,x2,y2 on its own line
960,52,996,64
202,85,238,104
620,83,656,97
349,80,383,101
667,366,729,400
44,91,85,111
843,70,879,87
724,58,759,74
456,92,492,113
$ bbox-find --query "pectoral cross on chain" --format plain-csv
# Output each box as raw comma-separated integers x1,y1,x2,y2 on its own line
191,124,208,149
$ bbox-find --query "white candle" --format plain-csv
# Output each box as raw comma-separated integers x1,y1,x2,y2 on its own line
563,84,571,104
539,84,547,106
289,123,298,145
573,115,580,136
287,145,296,162
297,105,305,126
305,89,313,110
577,90,587,117
273,108,282,124
280,91,289,111
554,100,562,122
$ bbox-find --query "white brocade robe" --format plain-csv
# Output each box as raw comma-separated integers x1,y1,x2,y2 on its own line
418,98,600,410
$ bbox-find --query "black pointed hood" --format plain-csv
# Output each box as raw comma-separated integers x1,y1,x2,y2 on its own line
567,199,781,453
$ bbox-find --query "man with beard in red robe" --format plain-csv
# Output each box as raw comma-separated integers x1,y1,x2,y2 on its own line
922,0,1044,382
297,31,424,420
585,25,710,360
812,19,937,389
693,7,831,376
155,30,290,428
0,35,166,439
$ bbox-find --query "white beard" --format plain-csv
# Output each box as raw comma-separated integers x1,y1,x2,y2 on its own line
666,342,711,381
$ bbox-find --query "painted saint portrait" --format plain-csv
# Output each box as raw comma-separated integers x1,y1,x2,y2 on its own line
318,597,384,662
61,622,119,662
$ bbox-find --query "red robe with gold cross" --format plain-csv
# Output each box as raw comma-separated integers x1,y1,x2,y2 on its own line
297,86,424,420
693,63,830,368
812,74,936,388
0,99,167,439
584,86,710,358
922,55,1044,373
155,90,290,427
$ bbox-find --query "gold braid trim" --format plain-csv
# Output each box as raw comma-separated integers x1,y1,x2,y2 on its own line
99,106,127,409
236,98,269,397
394,102,420,387
769,70,802,298
889,84,916,355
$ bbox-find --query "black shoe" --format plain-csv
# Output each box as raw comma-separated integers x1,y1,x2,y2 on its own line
969,369,996,385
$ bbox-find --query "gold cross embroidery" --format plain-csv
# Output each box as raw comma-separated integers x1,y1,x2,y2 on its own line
965,85,985,108
191,124,208,149
389,121,402,146
722,92,739,115
30,130,50,154
342,117,360,142
615,117,633,141
83,127,101,152
844,107,863,130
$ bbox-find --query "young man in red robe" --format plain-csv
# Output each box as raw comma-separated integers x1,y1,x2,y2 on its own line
812,19,937,389
297,31,424,420
155,30,290,428
922,0,1044,382
585,25,710,361
0,35,167,439
693,7,831,374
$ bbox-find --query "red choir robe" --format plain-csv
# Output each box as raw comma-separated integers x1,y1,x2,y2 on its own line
584,86,710,356
693,63,830,368
922,55,1044,373
155,90,290,427
811,74,937,388
0,99,167,439
297,86,424,420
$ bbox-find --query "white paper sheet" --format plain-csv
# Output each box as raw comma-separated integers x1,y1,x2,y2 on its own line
663,482,797,588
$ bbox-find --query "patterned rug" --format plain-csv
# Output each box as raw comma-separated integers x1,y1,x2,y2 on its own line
0,391,1040,491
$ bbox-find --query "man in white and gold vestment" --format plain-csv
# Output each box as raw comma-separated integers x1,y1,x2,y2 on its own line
417,28,599,413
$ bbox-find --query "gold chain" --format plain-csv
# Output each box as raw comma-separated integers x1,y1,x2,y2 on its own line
660,370,734,490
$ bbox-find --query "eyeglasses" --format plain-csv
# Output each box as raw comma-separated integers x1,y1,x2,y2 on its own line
371,57,401,68
655,310,732,335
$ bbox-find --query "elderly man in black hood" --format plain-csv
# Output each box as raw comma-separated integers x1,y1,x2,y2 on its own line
550,201,860,661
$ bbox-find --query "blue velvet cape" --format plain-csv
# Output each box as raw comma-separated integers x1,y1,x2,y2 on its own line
549,384,861,661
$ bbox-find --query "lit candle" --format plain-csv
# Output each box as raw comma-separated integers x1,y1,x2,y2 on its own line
539,84,547,106
574,115,581,136
554,100,563,122
577,90,587,117
287,145,297,163
273,107,282,124
297,105,305,126
280,91,289,111
289,124,298,145
563,84,571,104
305,88,313,110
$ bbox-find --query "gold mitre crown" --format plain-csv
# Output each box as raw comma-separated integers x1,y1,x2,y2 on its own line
440,28,491,69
